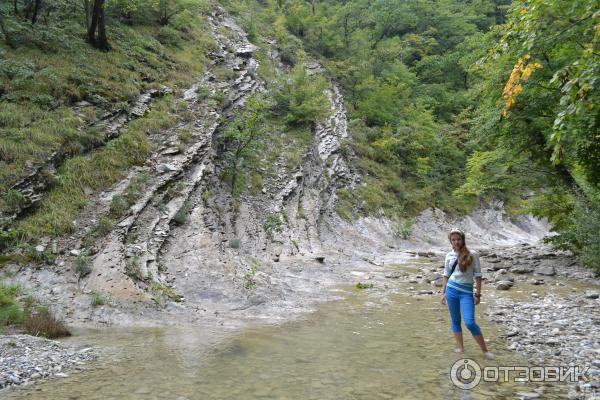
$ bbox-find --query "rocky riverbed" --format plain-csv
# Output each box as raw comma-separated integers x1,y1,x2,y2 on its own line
489,292,600,399
0,335,99,391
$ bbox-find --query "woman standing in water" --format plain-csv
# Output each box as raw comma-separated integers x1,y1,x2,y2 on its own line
441,228,494,359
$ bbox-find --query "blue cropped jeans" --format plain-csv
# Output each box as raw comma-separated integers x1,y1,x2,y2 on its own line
445,284,481,336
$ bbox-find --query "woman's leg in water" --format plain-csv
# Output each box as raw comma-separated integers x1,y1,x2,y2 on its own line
458,290,489,353
445,286,464,352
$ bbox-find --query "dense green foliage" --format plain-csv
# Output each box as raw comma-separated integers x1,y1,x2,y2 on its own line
462,0,599,269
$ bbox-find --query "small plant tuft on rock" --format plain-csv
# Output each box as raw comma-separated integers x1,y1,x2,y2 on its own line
75,253,92,278
356,282,374,289
90,292,106,307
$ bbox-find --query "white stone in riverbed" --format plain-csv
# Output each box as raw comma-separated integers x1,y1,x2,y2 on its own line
78,347,93,354
505,329,519,337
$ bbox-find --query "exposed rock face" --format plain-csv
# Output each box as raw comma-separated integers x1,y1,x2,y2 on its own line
410,204,551,248
1,3,361,323
81,6,270,304
146,56,363,317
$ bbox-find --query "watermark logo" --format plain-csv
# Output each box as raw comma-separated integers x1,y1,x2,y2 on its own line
450,358,482,389
450,358,591,389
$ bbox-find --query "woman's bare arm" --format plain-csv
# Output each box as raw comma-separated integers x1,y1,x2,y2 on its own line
441,276,448,304
474,277,482,304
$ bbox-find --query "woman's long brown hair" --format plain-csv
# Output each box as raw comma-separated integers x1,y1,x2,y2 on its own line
448,230,473,272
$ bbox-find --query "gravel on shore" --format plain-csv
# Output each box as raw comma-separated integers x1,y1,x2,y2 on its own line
0,334,99,390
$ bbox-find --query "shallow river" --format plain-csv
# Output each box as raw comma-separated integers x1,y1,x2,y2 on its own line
6,265,577,400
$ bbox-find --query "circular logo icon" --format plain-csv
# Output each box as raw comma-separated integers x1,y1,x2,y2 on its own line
450,358,482,389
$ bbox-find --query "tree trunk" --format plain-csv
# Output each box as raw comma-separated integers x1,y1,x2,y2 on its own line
30,0,41,25
343,15,349,52
230,163,238,194
87,0,99,45
24,0,33,19
159,0,168,25
96,1,109,51
88,0,109,51
14,0,18,15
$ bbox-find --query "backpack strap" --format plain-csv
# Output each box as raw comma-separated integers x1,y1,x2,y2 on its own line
449,257,459,277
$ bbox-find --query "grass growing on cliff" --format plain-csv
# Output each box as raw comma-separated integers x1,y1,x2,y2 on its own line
90,292,106,307
0,282,23,327
0,281,70,338
0,4,214,194
243,259,261,290
15,96,176,240
22,306,71,339
151,282,183,303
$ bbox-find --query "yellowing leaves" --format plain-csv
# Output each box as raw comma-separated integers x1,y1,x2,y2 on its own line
501,54,542,117
372,134,401,154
